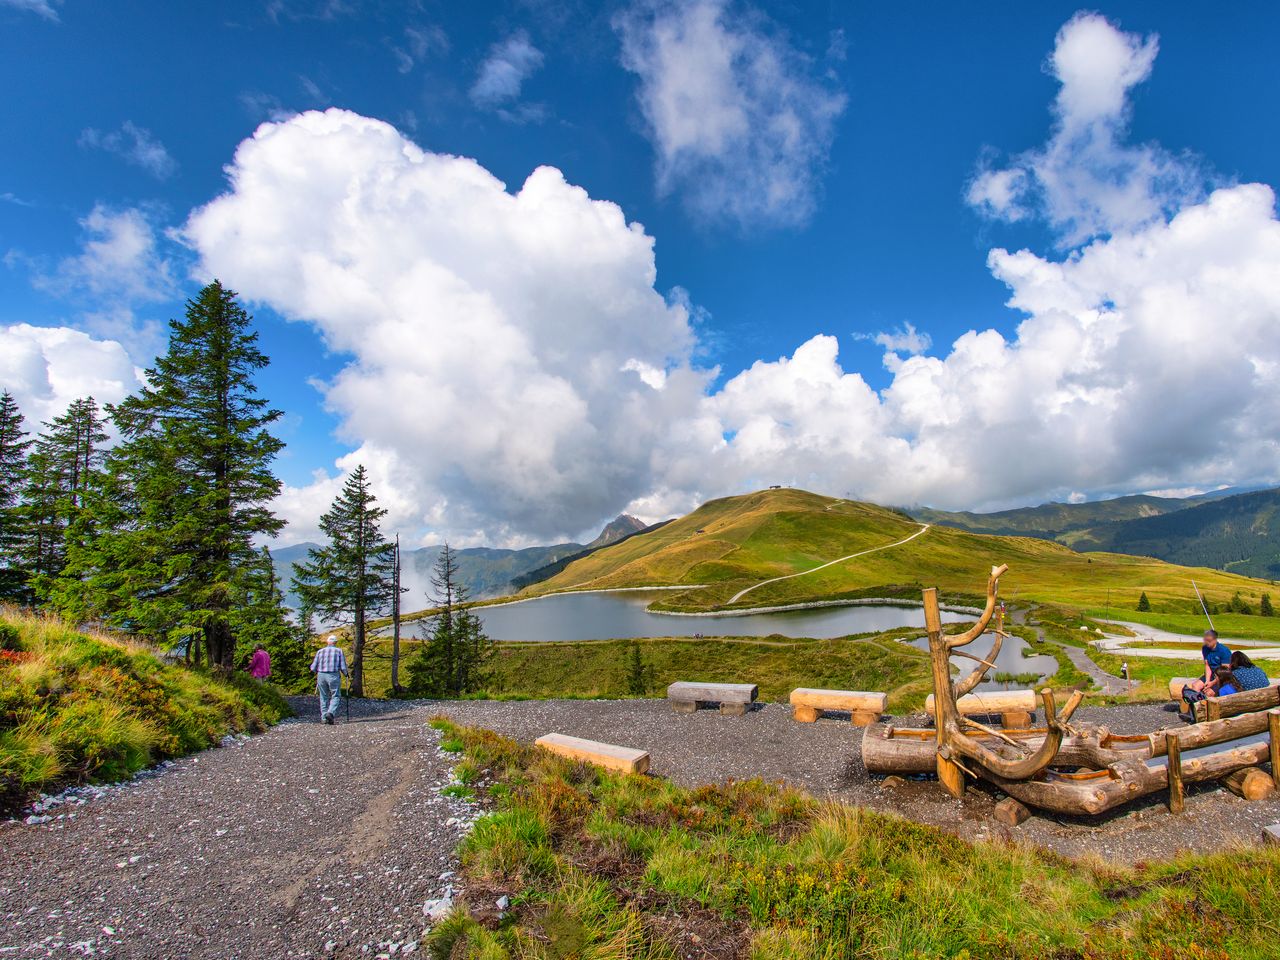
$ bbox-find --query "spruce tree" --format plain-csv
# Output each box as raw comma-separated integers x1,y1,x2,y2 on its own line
1261,593,1274,618
291,465,394,697
405,544,493,697
0,391,32,602
1136,591,1150,612
22,398,108,603
63,281,284,666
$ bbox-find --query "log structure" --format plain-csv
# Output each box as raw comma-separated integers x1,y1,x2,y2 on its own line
862,564,1280,817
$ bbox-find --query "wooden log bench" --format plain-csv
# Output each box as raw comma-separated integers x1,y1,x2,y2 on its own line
535,733,650,774
789,688,886,726
1169,676,1280,713
925,689,1038,729
667,681,758,717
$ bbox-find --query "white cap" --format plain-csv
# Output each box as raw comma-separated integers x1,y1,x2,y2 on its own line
325,635,338,645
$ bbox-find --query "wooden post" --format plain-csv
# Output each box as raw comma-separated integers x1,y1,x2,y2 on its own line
1166,731,1184,815
1270,709,1280,790
924,587,965,798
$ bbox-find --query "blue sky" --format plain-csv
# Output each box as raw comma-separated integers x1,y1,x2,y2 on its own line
3,1,1280,546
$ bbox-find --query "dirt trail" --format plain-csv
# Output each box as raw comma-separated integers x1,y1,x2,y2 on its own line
727,523,931,604
0,701,468,960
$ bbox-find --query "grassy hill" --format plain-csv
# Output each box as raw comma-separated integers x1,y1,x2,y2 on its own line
521,488,1278,632
0,609,288,813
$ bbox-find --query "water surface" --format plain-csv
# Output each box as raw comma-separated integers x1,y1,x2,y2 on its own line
472,589,966,642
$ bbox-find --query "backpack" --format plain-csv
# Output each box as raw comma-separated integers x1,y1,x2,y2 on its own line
1181,685,1207,721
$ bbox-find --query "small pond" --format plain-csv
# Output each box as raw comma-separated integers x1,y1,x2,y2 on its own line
471,589,968,642
905,633,1059,692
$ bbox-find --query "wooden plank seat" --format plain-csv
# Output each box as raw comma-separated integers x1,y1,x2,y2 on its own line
535,733,650,774
1169,675,1280,712
789,688,886,726
667,680,758,717
925,689,1038,729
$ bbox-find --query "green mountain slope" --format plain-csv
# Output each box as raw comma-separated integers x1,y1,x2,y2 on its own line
523,488,1274,619
909,494,1192,539
1071,488,1280,578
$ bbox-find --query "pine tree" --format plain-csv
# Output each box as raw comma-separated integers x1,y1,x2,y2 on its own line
61,281,285,667
624,641,651,696
21,398,108,603
0,391,32,602
405,545,493,697
291,465,394,697
229,547,310,686
1261,593,1274,618
1136,591,1150,612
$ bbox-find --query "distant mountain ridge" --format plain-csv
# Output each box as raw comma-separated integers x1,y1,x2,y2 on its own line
909,486,1280,575
269,514,652,609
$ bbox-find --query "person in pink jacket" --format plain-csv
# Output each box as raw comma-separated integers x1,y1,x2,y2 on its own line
248,644,271,680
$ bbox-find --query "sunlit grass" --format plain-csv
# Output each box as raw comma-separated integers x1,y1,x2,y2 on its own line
429,717,1277,959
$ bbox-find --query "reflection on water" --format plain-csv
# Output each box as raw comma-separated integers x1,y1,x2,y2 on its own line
906,632,1058,692
470,589,968,642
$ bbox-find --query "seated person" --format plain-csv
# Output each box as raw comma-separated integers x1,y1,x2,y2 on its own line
1187,629,1232,692
1210,666,1238,697
1228,651,1271,691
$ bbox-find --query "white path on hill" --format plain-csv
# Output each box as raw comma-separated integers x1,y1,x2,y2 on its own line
727,524,931,605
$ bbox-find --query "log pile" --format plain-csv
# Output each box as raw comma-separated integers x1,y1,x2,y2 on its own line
863,565,1280,818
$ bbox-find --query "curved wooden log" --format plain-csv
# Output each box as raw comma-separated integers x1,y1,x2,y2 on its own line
947,564,1009,649
955,630,1004,698
990,741,1272,816
865,709,1275,777
948,688,1077,780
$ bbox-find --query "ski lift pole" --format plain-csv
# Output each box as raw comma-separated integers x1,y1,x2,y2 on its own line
1191,580,1215,631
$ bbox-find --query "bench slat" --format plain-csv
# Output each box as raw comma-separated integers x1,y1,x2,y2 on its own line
535,733,650,774
790,688,886,711
925,690,1037,715
667,681,758,704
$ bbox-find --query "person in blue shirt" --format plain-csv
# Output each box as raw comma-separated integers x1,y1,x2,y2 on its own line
1227,651,1271,692
1187,630,1231,695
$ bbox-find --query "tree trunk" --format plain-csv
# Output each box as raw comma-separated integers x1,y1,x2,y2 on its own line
352,603,365,698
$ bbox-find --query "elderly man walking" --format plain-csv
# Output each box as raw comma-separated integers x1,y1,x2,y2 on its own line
310,635,349,725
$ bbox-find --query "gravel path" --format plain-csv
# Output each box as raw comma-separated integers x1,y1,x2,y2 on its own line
4,695,1278,958
1,700,471,959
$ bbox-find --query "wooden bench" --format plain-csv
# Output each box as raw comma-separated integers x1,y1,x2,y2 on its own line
535,733,650,774
667,681,758,717
789,688,886,726
1169,675,1280,712
925,689,1038,729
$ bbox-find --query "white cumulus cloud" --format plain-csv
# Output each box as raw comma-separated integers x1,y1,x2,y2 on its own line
182,8,1280,544
0,325,141,426
967,12,1203,245
184,109,706,543
615,0,846,228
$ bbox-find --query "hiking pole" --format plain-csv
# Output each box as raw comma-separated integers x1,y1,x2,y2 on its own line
1191,580,1215,631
